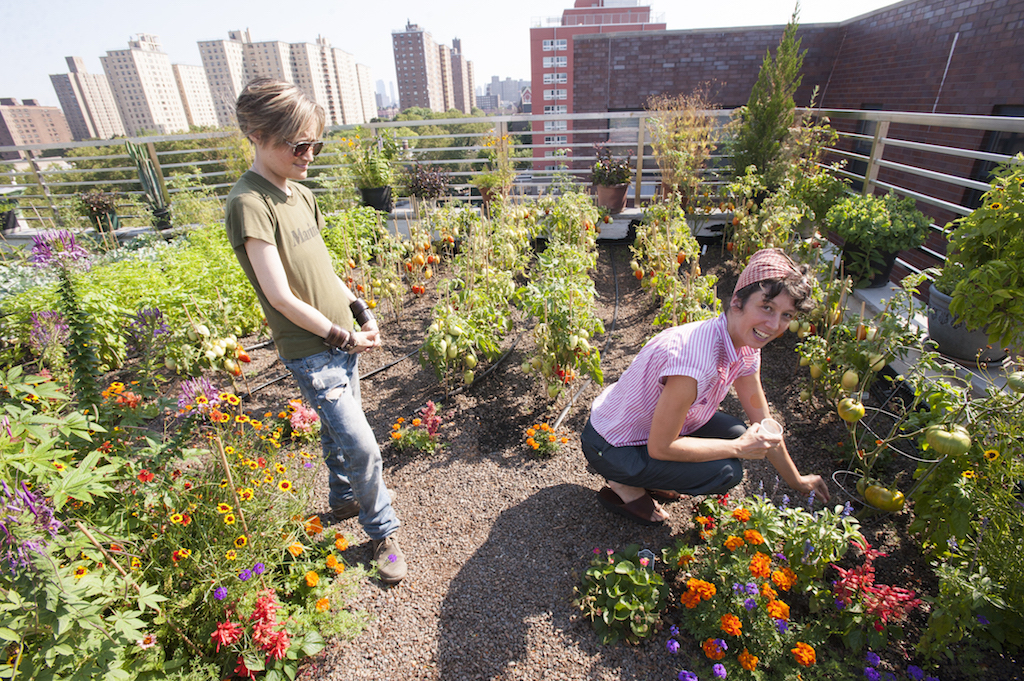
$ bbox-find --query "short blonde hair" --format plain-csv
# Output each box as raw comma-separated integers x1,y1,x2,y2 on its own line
235,78,325,146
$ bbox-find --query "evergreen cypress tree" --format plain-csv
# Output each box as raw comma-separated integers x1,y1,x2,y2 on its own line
731,7,805,189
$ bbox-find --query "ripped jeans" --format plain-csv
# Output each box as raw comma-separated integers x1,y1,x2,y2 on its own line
281,347,399,540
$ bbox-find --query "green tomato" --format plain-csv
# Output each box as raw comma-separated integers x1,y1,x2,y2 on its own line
1006,370,1024,393
838,398,865,423
925,424,971,457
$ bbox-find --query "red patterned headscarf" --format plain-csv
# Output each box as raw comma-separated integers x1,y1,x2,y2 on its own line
733,248,803,296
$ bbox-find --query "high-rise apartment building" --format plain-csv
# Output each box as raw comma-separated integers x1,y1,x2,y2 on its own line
0,98,73,159
198,31,373,128
197,30,248,128
354,64,376,122
438,44,455,113
49,57,125,141
392,22,445,112
173,64,219,129
529,0,665,166
450,38,476,114
101,34,191,136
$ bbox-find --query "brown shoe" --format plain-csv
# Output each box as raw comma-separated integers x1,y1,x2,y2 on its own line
326,499,360,523
372,535,407,584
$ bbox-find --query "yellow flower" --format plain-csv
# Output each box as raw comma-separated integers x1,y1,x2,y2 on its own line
239,488,255,501
235,414,249,423
54,462,67,471
226,394,241,406
196,395,209,405
276,463,286,474
989,201,1003,210
130,557,141,570
224,446,235,455
962,470,976,479
234,535,248,548
316,597,330,612
287,542,305,557
74,566,89,579
250,420,263,431
225,549,237,560
170,513,184,524
224,514,236,525
278,479,293,492
217,503,232,514
220,479,229,488
984,449,999,461
305,571,320,587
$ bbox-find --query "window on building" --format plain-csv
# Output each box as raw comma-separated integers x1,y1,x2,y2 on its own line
542,56,568,69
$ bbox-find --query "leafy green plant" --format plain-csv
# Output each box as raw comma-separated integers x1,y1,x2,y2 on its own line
574,544,668,645
342,130,400,189
402,162,449,200
646,84,720,205
824,192,930,285
941,153,1024,351
388,401,443,454
523,422,567,458
591,146,633,186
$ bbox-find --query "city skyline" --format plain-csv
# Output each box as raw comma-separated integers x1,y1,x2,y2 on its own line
2,0,902,112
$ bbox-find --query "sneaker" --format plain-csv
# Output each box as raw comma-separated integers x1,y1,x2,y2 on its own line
372,535,407,584
326,499,360,523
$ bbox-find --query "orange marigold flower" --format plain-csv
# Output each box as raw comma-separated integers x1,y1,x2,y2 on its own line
526,437,536,446
305,516,324,535
792,642,816,666
768,599,791,621
680,589,701,609
305,571,320,587
687,578,716,601
316,597,330,612
391,431,402,440
397,417,405,424
749,551,771,579
676,553,694,567
560,437,568,444
732,508,751,522
738,649,759,671
548,434,557,442
526,428,536,437
743,529,764,545
761,583,778,601
412,418,421,427
287,542,305,557
392,423,401,431
724,535,745,551
772,567,798,591
335,533,349,552
702,638,726,661
720,613,742,636
326,555,339,569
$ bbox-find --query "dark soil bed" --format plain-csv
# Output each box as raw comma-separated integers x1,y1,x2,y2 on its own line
197,241,1019,681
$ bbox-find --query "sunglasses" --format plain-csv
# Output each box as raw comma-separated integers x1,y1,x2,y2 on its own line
284,140,324,157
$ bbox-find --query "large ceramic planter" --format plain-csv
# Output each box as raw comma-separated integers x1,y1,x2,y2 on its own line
1,210,16,233
594,183,629,214
359,186,393,213
841,244,898,288
926,286,1006,364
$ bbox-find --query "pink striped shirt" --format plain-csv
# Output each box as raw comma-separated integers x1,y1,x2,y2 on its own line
590,313,760,446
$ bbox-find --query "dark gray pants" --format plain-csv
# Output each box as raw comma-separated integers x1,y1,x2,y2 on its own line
581,414,745,495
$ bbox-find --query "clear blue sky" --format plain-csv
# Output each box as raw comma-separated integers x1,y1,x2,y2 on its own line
1,0,903,108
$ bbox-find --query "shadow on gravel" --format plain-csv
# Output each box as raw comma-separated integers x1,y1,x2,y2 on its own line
436,482,680,680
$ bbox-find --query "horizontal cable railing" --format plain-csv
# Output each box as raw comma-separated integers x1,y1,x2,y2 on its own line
2,108,1022,279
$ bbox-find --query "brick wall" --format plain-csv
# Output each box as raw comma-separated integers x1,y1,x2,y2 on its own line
573,0,1024,284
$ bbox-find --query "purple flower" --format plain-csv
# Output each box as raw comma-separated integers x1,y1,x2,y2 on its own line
836,598,846,610
776,620,789,634
666,638,680,654
907,666,924,680
670,625,679,637
744,598,757,611
781,494,790,507
732,582,742,593
714,638,728,652
807,490,816,508
678,672,698,681
28,311,69,355
843,501,853,516
744,581,758,595
214,587,228,600
238,569,252,582
866,652,880,666
883,673,897,681
253,562,265,576
177,377,220,411
865,668,880,681
977,615,990,625
0,481,63,573
713,663,726,679
31,230,90,269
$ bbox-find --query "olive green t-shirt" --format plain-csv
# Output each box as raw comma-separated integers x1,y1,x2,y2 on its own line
225,171,353,359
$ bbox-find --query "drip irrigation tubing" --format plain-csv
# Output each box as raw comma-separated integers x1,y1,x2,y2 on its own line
553,243,622,431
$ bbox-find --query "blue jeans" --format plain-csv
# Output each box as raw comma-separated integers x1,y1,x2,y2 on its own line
581,413,745,496
281,348,399,540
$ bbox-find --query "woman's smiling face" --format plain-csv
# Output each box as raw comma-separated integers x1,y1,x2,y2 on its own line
726,290,798,349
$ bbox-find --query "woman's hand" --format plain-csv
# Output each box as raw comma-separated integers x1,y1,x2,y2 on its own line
733,422,783,460
795,473,831,503
347,319,381,353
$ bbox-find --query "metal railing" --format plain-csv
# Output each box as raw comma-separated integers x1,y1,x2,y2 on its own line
3,108,1022,274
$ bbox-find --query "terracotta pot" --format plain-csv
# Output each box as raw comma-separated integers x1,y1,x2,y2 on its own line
926,286,1006,364
594,183,629,214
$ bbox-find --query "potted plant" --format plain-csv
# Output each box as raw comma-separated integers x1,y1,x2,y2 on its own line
346,130,400,212
403,162,449,217
926,153,1024,361
471,133,515,215
824,191,930,287
646,85,720,207
591,146,633,214
78,191,120,232
0,195,17,233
